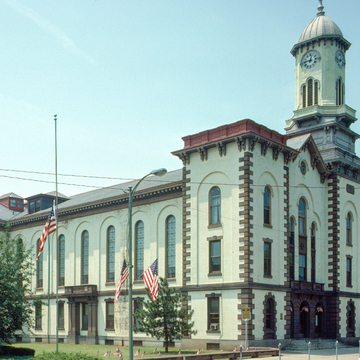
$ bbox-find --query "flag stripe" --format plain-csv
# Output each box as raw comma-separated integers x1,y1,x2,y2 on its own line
114,259,129,302
36,203,56,262
143,259,158,301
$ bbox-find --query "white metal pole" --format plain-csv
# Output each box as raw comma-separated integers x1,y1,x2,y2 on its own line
54,114,59,355
245,320,248,350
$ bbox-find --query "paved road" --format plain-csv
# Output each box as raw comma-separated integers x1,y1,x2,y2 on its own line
280,347,359,359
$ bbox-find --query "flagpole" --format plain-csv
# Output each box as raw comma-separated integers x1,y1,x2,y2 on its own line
47,220,50,344
54,114,59,355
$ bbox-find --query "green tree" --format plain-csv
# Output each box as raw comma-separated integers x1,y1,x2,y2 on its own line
134,277,197,353
0,225,40,343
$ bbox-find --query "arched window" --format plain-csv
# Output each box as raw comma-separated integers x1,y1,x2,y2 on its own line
107,226,115,283
36,238,43,288
314,82,319,105
58,235,65,286
263,295,276,339
166,216,176,278
302,79,319,108
302,85,307,108
311,223,316,283
81,230,89,284
307,79,313,106
264,186,271,225
135,221,144,280
346,212,352,245
336,78,345,105
298,198,306,236
209,187,221,225
298,198,307,281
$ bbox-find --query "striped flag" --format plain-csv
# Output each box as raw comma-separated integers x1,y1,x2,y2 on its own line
143,259,158,301
36,203,56,262
114,259,129,302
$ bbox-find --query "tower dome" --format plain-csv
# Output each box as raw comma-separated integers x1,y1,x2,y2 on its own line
291,0,350,56
298,1,342,43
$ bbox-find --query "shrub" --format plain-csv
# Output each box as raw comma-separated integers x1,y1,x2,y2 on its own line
0,345,35,356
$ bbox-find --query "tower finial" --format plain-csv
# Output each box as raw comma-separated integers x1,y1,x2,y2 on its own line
317,0,325,16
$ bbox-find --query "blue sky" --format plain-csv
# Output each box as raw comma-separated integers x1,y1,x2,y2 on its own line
1,0,359,198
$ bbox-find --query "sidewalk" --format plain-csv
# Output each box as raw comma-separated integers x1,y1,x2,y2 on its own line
280,347,359,359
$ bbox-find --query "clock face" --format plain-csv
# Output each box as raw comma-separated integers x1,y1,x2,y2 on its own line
301,51,320,69
336,51,345,69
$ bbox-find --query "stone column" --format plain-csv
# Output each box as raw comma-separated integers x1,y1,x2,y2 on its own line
87,297,98,345
67,299,80,344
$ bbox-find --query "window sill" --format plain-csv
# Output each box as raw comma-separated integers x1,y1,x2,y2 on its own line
81,328,88,331
35,328,42,331
263,274,273,279
166,277,176,282
346,243,353,247
208,272,222,277
36,287,43,291
105,282,115,286
105,328,115,331
134,280,143,284
58,285,65,289
58,327,65,331
346,285,353,288
208,223,222,229
206,329,220,333
263,223,272,228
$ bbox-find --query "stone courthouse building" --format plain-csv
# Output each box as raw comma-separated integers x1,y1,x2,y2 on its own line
3,0,360,349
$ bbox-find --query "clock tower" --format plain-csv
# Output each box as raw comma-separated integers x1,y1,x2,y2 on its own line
285,1,360,177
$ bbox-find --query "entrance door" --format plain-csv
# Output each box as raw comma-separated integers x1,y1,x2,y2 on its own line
315,303,324,337
300,302,310,338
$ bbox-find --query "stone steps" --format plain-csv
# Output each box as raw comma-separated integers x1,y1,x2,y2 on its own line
286,339,348,351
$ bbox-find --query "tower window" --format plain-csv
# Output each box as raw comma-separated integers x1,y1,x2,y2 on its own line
302,79,319,108
307,79,313,106
302,85,306,108
336,78,344,105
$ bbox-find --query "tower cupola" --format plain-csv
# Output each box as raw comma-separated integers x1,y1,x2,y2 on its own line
285,1,359,176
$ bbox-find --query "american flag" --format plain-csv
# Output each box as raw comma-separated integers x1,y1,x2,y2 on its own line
143,259,158,301
114,259,129,302
36,203,56,262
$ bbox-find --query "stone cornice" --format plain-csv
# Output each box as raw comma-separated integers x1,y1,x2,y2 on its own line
291,35,351,57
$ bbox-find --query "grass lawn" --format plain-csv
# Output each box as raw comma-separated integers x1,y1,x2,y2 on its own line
8,343,205,359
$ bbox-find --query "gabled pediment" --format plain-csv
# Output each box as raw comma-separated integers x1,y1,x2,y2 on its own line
287,133,330,180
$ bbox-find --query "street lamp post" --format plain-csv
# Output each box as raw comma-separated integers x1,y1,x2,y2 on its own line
128,168,167,360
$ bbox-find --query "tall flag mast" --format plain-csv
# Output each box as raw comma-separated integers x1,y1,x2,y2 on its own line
54,114,59,355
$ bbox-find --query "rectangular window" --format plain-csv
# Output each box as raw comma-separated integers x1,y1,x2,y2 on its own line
35,200,41,212
264,242,271,276
299,254,306,281
35,304,42,330
82,303,88,330
29,202,35,214
346,258,352,287
36,239,43,288
106,302,114,330
209,240,221,273
58,302,64,329
311,252,315,283
10,199,16,207
17,200,23,208
208,297,220,331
